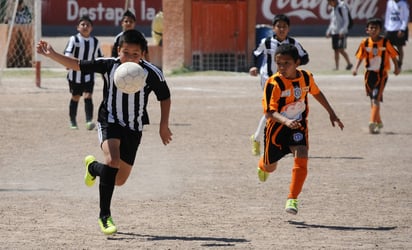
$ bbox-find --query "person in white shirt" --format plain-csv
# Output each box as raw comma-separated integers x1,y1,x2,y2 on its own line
325,0,353,71
384,0,410,69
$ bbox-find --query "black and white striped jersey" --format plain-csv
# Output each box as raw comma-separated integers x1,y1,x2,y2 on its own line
79,58,171,132
64,33,103,84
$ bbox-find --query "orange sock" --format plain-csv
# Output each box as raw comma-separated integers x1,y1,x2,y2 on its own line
370,105,379,123
288,158,308,199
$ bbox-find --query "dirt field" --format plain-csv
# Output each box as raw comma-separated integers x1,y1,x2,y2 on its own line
0,37,411,249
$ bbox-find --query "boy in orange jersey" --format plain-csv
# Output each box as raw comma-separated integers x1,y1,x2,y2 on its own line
258,44,344,215
352,18,400,134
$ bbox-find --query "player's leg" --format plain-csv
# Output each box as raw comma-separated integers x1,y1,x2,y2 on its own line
251,115,266,156
83,81,95,130
69,82,82,129
257,122,285,182
331,35,340,70
285,145,308,215
338,36,352,70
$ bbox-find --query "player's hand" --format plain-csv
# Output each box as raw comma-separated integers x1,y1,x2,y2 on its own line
36,40,54,56
394,68,401,75
284,119,302,130
352,70,357,76
330,115,344,130
159,125,173,145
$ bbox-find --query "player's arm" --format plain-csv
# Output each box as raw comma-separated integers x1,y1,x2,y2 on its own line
267,111,302,130
36,40,80,71
312,91,344,130
159,98,173,145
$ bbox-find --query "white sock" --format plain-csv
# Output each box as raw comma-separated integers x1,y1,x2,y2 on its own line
253,115,266,141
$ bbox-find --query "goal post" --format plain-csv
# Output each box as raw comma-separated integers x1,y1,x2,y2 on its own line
0,0,41,86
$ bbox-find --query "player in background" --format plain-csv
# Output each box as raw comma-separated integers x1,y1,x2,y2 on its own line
36,29,173,235
64,15,103,130
111,10,136,57
249,14,309,156
258,44,344,215
384,0,410,70
325,0,353,71
352,18,400,134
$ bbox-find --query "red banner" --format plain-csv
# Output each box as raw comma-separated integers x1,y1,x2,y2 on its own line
256,0,388,25
42,0,162,26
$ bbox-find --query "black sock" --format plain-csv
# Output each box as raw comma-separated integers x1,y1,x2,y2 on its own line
69,99,78,123
88,161,105,177
84,98,93,122
99,165,118,218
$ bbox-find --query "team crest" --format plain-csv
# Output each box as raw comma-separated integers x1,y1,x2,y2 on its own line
293,132,304,142
294,87,302,99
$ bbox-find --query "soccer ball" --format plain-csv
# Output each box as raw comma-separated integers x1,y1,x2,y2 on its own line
114,62,147,94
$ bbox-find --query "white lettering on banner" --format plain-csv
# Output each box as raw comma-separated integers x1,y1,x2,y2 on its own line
67,1,124,25
140,0,156,21
261,0,378,21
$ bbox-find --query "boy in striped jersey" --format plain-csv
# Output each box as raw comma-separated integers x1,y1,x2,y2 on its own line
64,15,103,130
258,44,344,215
352,17,400,134
36,29,172,235
249,14,309,156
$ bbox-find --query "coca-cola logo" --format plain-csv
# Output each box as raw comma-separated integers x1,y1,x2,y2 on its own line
261,0,379,21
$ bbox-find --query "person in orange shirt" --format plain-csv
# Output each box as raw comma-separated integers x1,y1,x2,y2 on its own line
258,44,344,215
352,17,400,134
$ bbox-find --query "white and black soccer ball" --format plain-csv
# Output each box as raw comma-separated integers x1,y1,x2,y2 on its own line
114,62,147,94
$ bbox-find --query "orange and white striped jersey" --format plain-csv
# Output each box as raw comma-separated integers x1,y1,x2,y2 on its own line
263,69,321,123
355,37,399,72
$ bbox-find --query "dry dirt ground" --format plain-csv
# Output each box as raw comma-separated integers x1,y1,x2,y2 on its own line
0,37,411,249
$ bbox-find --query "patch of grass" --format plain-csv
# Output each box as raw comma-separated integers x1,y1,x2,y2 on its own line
1,69,66,78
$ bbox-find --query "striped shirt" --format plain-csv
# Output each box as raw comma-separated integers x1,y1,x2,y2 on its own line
64,33,103,84
79,58,171,131
355,37,399,72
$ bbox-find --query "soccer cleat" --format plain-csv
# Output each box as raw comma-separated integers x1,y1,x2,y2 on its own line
345,63,353,70
250,135,260,156
86,121,96,131
368,122,379,134
257,167,269,182
84,155,96,187
70,121,78,130
377,122,383,130
285,199,298,215
98,216,117,235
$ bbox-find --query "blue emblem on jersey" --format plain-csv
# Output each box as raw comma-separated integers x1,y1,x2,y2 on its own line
293,132,304,142
294,87,302,99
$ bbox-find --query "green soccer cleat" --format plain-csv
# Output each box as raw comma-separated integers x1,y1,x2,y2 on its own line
70,121,78,130
257,167,269,182
98,216,117,235
285,199,298,215
84,155,96,187
250,135,260,156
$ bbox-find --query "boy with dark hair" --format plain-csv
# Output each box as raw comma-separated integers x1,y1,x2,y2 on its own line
249,14,309,156
111,10,137,57
258,43,344,215
352,17,400,134
36,29,173,235
64,15,103,130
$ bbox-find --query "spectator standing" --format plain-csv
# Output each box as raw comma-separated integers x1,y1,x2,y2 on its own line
384,0,410,70
326,0,353,71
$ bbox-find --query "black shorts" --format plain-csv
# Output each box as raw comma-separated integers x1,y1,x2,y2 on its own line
331,34,347,50
385,30,408,46
97,121,142,166
263,121,308,164
69,81,95,96
364,70,388,102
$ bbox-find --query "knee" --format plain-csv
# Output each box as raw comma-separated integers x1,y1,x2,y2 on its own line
105,157,121,169
260,158,277,173
115,178,127,186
